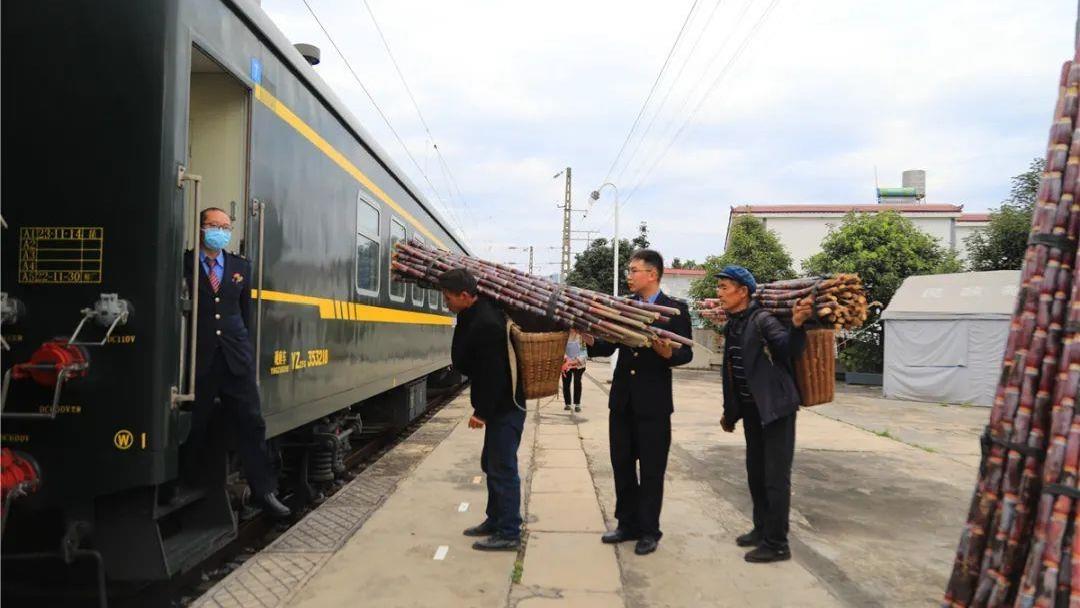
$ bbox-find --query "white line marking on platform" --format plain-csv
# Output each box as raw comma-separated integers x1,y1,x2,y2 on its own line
458,502,469,512
434,545,449,560
472,476,482,484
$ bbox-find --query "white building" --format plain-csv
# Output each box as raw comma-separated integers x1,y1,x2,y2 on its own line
660,267,706,301
725,204,991,268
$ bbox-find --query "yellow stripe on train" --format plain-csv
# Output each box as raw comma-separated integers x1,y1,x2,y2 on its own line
253,85,449,251
254,289,453,326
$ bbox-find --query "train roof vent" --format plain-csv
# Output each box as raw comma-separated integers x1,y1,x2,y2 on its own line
294,43,321,66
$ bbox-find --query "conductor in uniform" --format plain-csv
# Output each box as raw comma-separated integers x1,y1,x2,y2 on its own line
183,207,290,518
584,249,693,555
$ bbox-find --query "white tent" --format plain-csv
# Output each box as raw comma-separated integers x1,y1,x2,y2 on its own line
882,270,1020,406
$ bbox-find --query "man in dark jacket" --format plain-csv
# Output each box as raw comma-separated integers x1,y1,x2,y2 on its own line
183,207,290,518
584,249,693,555
716,265,812,563
439,268,526,551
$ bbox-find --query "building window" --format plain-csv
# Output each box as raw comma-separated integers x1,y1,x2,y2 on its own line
389,218,407,302
411,234,426,306
355,193,380,297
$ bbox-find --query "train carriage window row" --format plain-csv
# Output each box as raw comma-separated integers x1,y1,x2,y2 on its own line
355,192,381,297
411,234,427,307
389,218,407,302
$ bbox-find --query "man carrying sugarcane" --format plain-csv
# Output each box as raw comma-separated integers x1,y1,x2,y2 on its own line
715,265,813,563
583,249,693,556
438,268,526,551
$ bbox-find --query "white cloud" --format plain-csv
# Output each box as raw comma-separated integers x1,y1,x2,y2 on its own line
261,0,1075,268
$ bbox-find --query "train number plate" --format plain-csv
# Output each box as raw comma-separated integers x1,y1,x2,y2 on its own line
18,226,104,284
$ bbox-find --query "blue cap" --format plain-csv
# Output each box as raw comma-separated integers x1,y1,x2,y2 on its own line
715,265,757,294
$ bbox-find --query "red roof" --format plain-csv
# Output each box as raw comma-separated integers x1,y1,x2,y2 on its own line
731,203,963,214
664,268,707,276
958,213,991,222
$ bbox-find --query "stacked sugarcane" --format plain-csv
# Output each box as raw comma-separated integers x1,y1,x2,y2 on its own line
943,52,1080,607
695,274,869,330
390,240,693,349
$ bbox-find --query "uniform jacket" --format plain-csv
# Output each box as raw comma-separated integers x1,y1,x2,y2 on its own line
450,297,524,421
586,292,694,418
184,250,255,377
722,304,806,426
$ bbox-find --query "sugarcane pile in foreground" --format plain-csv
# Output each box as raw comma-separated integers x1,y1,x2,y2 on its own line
391,241,693,349
695,274,869,330
943,53,1080,607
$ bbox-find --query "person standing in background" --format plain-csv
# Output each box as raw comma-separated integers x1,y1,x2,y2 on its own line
562,329,587,412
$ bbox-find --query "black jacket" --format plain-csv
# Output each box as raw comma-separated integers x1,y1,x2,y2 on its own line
586,292,694,418
184,250,255,377
450,297,524,421
722,304,806,426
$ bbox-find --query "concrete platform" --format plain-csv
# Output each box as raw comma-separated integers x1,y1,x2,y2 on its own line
192,368,986,607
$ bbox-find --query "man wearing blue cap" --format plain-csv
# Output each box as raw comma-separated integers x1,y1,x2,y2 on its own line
715,265,813,563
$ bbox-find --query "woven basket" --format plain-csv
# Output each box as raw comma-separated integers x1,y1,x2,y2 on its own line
795,328,835,406
509,324,569,400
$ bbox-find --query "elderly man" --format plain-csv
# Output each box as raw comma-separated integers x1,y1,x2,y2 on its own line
183,207,290,518
584,249,693,555
439,268,526,551
716,265,812,563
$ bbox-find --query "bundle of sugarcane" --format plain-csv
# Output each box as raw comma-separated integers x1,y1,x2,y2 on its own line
391,240,693,349
695,274,869,330
944,53,1080,607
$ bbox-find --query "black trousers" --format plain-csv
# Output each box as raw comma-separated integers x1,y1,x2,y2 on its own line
481,408,525,539
742,404,796,549
562,368,584,405
183,350,276,497
609,406,671,538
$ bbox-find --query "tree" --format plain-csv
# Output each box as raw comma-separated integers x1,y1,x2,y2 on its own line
964,158,1044,271
671,258,700,269
566,222,649,296
688,215,796,303
803,211,963,373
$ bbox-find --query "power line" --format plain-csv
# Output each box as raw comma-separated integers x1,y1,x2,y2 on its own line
598,0,702,187
299,0,471,244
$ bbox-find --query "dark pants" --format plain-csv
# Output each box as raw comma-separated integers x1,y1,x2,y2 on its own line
184,350,276,497
609,406,671,538
742,404,796,549
562,368,584,405
481,408,525,539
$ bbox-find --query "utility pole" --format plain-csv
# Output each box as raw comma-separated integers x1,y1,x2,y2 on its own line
507,245,536,275
554,167,573,283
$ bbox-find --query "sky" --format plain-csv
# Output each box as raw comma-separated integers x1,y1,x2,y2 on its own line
261,0,1077,271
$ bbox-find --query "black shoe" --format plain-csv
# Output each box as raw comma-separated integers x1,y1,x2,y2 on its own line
574,405,581,413
257,492,292,518
736,529,762,547
565,404,572,410
472,535,521,551
634,536,659,555
463,521,496,537
601,528,640,544
744,544,791,563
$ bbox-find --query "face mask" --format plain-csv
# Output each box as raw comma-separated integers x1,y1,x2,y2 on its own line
203,227,232,251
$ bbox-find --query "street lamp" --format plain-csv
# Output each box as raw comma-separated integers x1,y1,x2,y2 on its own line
589,183,619,297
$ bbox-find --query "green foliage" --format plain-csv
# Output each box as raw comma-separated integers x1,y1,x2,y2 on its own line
566,222,649,296
803,211,962,373
671,258,700,269
688,215,796,303
964,158,1043,271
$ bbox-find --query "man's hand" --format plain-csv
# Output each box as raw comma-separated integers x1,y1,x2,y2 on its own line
468,415,485,429
582,333,595,346
720,416,736,433
651,338,674,359
792,296,814,327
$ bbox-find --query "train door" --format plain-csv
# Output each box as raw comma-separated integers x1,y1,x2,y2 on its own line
184,46,250,253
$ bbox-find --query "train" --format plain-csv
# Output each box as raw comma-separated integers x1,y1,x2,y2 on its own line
1,0,467,584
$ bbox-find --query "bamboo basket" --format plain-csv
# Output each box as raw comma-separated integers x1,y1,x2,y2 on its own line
509,324,569,400
795,328,835,406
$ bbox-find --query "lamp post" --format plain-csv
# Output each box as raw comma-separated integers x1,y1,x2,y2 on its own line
589,183,619,297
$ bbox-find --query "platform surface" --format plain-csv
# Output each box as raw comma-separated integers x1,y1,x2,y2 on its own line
192,369,985,608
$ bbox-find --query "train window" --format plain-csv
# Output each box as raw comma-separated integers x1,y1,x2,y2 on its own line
427,272,439,308
389,218,407,302
411,234,426,306
440,291,448,312
355,194,380,297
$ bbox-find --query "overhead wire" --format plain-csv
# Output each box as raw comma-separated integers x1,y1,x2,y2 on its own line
299,0,472,244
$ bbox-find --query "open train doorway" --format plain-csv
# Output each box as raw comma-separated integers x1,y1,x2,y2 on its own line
186,46,250,253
